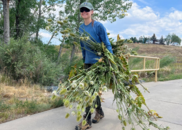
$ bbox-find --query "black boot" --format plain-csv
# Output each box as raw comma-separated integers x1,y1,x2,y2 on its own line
92,107,104,123
75,114,92,130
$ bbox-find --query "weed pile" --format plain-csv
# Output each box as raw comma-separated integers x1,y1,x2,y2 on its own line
50,19,169,130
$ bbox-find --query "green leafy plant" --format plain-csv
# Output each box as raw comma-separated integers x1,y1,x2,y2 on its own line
0,36,63,85
50,19,169,130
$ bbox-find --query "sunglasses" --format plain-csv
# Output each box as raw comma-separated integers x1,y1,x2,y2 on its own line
80,7,90,12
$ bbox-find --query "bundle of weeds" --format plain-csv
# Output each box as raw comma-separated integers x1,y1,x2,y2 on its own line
47,19,169,130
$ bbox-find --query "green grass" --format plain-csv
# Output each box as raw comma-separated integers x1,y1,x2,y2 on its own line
129,55,181,81
0,93,63,124
158,73,182,81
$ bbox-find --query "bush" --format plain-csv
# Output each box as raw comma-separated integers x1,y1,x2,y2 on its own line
0,37,63,86
160,56,176,68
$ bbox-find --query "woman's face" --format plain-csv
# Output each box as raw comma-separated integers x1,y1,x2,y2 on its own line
80,7,93,19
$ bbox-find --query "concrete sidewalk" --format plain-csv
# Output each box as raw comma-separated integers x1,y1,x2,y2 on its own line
0,79,182,130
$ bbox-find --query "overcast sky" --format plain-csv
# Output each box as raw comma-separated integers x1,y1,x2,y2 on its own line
40,0,182,45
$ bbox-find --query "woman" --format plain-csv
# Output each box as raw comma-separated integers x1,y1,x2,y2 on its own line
75,2,113,130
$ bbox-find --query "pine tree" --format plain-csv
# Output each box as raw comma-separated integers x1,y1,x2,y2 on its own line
160,36,164,45
151,34,157,44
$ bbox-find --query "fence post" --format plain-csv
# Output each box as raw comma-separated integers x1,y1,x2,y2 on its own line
143,58,146,70
155,59,158,82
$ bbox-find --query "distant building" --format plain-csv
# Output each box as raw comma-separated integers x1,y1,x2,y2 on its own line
146,40,153,44
146,39,160,44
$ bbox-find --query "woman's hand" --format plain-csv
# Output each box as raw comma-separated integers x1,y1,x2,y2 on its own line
98,58,103,62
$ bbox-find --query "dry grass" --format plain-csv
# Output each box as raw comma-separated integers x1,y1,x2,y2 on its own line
0,84,48,99
126,43,182,61
0,75,63,124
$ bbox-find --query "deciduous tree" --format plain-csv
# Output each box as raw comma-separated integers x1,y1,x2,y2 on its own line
171,33,181,44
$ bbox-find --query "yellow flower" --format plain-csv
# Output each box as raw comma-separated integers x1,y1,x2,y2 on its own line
94,92,98,96
57,21,63,25
51,95,56,100
118,114,122,120
91,96,96,100
76,97,80,101
63,20,68,23
60,31,65,34
90,108,95,113
82,108,85,112
60,88,67,95
70,33,76,37
69,104,73,109
64,100,70,107
76,115,82,122
73,42,78,45
64,30,69,33
82,120,87,126
77,111,81,116
65,113,70,118
77,105,81,110
47,19,52,22
66,28,71,31
123,120,127,126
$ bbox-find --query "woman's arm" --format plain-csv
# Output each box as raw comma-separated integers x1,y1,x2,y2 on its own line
98,23,113,54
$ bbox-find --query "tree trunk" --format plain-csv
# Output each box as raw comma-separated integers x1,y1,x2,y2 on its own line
70,44,76,65
3,0,10,44
36,0,42,39
15,0,21,39
70,0,83,64
57,45,63,64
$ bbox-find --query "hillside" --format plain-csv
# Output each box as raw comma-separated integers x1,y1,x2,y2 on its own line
126,43,182,63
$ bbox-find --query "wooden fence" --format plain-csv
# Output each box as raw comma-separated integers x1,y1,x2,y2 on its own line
129,55,160,82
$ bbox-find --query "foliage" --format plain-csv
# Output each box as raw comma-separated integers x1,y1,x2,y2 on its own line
165,34,172,45
143,37,148,43
165,33,181,45
151,34,157,44
0,0,63,41
0,36,62,86
130,37,138,43
160,56,176,68
171,33,181,44
159,36,164,44
30,38,59,62
50,20,168,129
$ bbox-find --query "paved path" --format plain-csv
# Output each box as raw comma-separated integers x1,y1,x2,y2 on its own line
1,79,182,130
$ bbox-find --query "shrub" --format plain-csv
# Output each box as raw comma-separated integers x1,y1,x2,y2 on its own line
0,37,63,86
160,56,176,68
